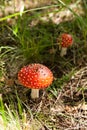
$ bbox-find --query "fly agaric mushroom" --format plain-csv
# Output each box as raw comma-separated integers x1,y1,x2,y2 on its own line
18,63,53,99
60,33,73,57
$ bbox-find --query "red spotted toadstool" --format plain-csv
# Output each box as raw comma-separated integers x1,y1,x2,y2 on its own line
60,33,73,57
18,63,53,99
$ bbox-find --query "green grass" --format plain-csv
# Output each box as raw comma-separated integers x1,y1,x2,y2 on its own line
0,0,87,129
0,92,45,130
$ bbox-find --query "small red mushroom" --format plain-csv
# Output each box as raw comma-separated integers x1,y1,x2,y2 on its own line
18,63,53,99
60,33,73,57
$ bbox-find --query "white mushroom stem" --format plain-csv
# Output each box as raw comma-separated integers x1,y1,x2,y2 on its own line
60,47,67,57
31,89,39,99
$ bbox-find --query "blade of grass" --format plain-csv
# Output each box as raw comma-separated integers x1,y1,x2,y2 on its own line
56,0,87,28
0,4,60,22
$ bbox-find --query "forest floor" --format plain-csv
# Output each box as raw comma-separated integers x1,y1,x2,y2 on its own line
0,0,87,130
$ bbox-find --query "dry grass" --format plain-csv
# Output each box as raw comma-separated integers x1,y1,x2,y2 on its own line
0,65,87,129
0,0,87,129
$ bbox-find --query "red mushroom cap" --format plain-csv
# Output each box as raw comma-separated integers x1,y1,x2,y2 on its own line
18,63,53,89
61,33,73,47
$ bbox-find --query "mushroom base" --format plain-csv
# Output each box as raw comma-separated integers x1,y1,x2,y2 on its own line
60,47,67,57
31,89,39,99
